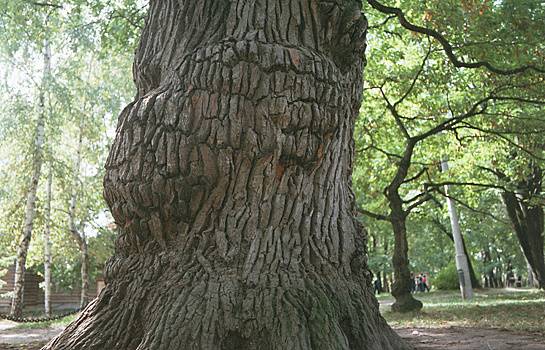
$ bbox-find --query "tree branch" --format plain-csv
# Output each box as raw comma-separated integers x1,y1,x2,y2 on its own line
434,188,509,224
402,167,428,184
412,94,491,142
394,41,432,109
358,208,390,222
27,1,62,8
368,15,396,30
425,181,507,191
457,122,545,161
366,0,545,75
405,192,434,213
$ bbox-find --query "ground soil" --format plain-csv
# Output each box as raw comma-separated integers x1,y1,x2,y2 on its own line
398,327,545,350
1,320,544,349
0,320,62,350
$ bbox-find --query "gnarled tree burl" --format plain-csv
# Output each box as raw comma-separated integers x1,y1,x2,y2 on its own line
44,1,409,349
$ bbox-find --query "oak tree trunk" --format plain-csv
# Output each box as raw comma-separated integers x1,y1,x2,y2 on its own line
44,1,409,349
502,192,545,289
11,36,50,317
502,170,545,289
492,163,544,289
385,142,422,312
388,209,422,312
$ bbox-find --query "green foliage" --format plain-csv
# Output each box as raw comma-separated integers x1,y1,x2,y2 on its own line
0,255,13,291
0,0,143,292
357,0,545,287
433,263,459,290
14,314,77,330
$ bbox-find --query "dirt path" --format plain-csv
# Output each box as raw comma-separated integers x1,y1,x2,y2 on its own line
1,321,544,349
0,320,62,350
0,343,48,350
398,327,545,350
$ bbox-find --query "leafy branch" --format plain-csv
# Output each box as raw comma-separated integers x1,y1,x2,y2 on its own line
366,0,545,75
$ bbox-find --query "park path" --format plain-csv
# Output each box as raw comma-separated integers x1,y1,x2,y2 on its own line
0,320,63,348
399,327,545,350
1,319,545,349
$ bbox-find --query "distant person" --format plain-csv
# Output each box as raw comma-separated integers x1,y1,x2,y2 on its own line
374,279,382,295
417,274,424,292
422,274,430,292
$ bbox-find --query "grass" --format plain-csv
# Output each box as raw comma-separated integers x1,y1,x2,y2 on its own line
380,288,545,333
13,314,77,330
8,289,545,334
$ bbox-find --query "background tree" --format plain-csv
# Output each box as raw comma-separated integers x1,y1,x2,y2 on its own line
0,0,140,315
355,0,545,302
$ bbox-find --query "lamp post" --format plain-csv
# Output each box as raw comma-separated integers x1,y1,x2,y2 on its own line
441,157,474,300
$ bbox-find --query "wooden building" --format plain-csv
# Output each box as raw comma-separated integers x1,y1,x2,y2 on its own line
0,264,97,313
0,264,43,312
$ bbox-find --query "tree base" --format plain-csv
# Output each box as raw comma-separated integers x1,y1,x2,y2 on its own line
43,253,411,350
391,294,423,313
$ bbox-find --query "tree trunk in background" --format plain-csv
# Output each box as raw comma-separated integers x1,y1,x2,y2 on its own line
494,248,505,287
483,249,493,288
44,1,409,349
11,36,50,318
383,239,390,292
501,165,545,289
69,225,90,308
79,233,89,308
44,164,53,317
389,207,422,312
385,140,422,312
527,261,538,288
67,129,89,308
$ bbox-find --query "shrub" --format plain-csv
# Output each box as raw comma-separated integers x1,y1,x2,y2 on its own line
434,263,460,290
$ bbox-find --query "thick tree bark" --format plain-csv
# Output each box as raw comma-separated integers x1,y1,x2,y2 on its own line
501,165,544,289
44,163,53,317
11,36,50,317
44,2,409,349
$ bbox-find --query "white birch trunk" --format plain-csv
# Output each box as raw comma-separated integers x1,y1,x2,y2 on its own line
11,36,51,317
44,164,53,317
68,128,89,308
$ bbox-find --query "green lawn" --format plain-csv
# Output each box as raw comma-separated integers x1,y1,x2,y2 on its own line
379,288,545,333
14,314,77,330
11,288,545,334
